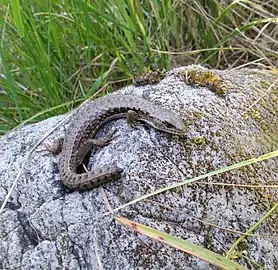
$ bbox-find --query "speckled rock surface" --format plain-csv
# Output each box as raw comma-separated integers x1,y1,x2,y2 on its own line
0,66,277,270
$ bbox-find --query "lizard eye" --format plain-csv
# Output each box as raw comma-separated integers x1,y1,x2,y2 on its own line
164,122,176,129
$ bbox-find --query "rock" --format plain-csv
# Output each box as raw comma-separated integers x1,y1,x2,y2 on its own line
0,66,277,270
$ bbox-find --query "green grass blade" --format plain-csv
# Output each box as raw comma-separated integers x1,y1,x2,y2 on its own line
10,0,25,37
226,203,278,259
116,216,245,270
108,150,278,214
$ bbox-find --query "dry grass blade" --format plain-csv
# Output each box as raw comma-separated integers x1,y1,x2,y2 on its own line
148,200,278,239
0,86,112,214
242,77,278,116
0,113,73,214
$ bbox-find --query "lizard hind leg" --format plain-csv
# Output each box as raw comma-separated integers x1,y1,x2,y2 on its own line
74,129,118,165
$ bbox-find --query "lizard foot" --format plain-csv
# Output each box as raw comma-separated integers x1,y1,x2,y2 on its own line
40,138,64,156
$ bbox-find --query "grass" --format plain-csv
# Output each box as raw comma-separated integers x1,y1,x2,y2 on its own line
108,151,278,269
0,1,277,268
0,0,277,134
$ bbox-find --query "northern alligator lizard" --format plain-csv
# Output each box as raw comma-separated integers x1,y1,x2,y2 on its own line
59,94,185,191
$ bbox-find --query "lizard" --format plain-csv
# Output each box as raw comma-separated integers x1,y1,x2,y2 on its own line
59,94,186,191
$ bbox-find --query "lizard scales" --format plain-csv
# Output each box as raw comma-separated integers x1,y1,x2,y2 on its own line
59,94,185,191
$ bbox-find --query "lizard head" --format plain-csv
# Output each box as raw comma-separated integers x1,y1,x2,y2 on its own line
138,111,186,136
126,108,186,136
147,116,186,136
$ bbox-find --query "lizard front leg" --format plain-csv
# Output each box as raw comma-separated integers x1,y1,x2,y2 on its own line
126,110,142,128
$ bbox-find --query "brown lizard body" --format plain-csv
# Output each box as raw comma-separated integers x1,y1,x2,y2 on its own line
59,94,185,191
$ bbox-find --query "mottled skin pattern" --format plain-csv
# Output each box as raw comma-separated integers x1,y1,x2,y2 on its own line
59,94,185,191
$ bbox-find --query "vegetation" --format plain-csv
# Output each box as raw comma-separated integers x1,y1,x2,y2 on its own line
0,0,277,134
0,1,277,269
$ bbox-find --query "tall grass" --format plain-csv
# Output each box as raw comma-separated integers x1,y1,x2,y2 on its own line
0,0,277,134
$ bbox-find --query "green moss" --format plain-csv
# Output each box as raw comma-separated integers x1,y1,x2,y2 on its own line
245,107,262,121
192,136,208,145
259,80,271,88
235,145,247,159
214,130,221,137
133,66,166,86
192,111,203,119
237,241,248,253
242,78,278,129
178,69,226,96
